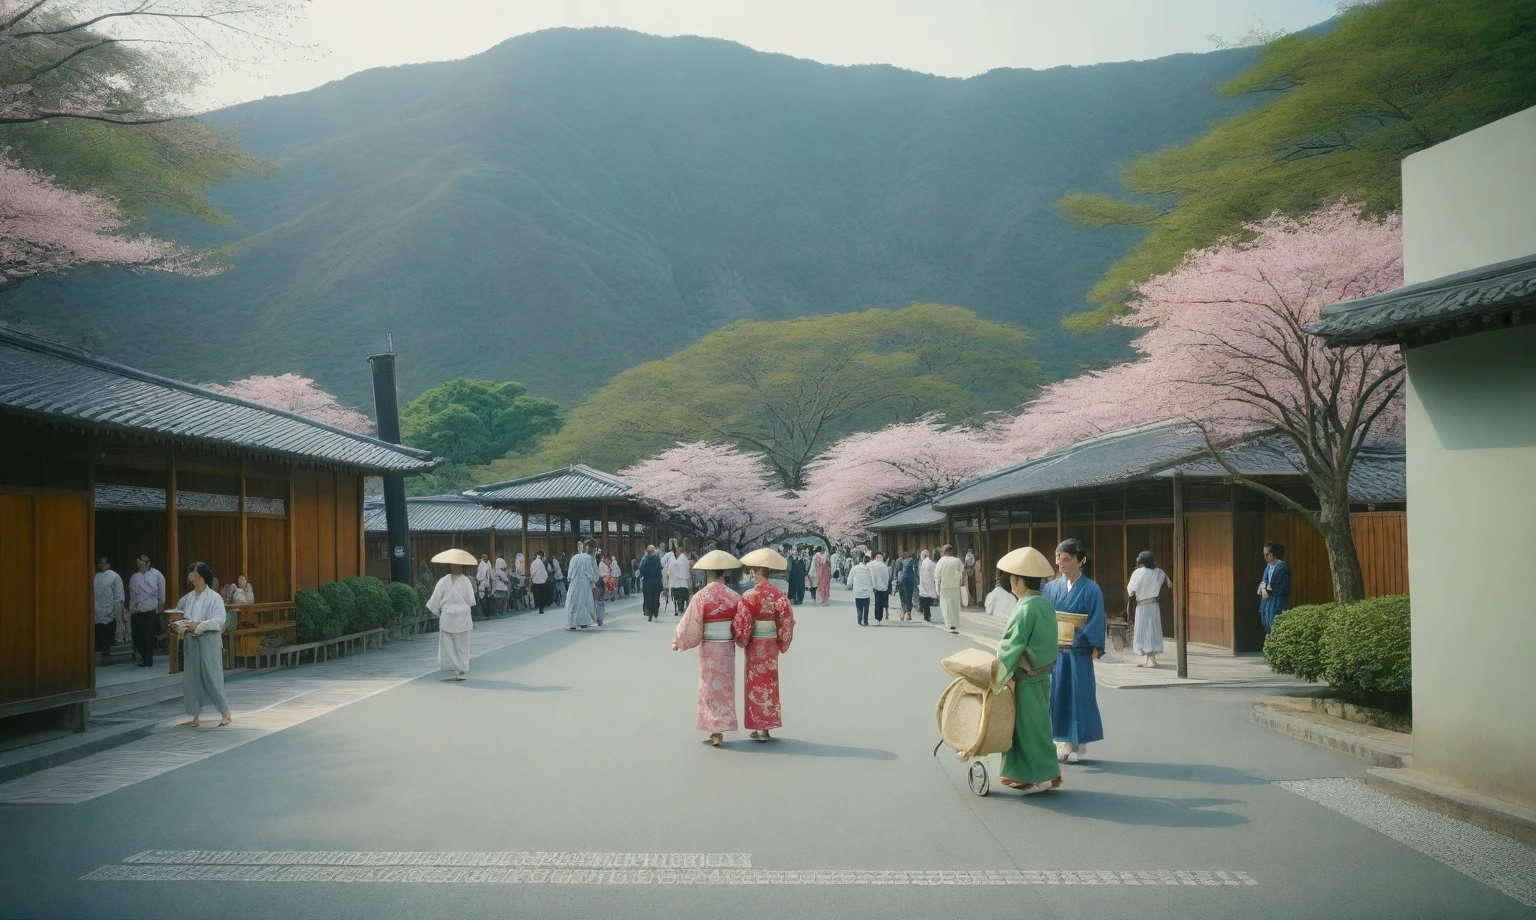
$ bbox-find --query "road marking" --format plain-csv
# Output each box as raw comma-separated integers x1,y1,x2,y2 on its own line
1279,778,1536,907
82,853,1255,886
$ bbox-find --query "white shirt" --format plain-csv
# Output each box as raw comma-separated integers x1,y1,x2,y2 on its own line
427,573,477,634
530,558,548,585
128,568,166,613
985,586,1016,618
918,558,937,597
847,564,874,599
172,587,226,633
935,554,964,593
666,554,692,588
94,570,124,624
660,551,675,588
867,560,890,590
1128,567,1166,601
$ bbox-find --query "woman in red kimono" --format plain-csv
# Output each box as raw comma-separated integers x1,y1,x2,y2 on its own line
672,549,743,747
734,548,796,741
813,549,833,605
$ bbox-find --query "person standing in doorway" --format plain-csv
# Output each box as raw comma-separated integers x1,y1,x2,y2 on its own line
1258,542,1290,633
848,553,874,625
127,555,166,668
1044,538,1105,764
935,544,964,633
640,544,664,621
169,561,232,727
94,557,124,665
427,549,478,680
1127,551,1168,668
867,552,891,624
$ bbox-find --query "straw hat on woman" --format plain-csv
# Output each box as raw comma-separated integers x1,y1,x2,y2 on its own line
428,548,479,681
672,549,743,746
991,547,1064,794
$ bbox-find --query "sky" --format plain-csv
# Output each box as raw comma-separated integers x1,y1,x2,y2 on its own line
203,0,1343,107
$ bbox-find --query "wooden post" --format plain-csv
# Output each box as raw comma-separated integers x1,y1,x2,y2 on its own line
166,449,179,589
521,504,530,571
1121,488,1129,600
1006,506,1014,551
1055,496,1063,545
286,464,296,599
239,458,248,580
1174,472,1188,679
601,501,609,556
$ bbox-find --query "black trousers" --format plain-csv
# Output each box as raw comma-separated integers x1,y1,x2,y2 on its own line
643,582,662,618
855,597,871,625
919,596,935,621
131,610,159,664
873,590,889,622
95,621,115,657
671,586,690,615
533,582,552,613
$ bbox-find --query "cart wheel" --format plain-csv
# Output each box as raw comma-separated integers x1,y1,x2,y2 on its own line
968,760,989,796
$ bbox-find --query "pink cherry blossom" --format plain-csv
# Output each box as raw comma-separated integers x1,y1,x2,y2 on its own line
205,373,374,434
621,442,802,547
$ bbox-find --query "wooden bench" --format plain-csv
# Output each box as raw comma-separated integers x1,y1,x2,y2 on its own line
257,628,385,670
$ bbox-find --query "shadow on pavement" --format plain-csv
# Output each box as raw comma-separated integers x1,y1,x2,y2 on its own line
718,738,897,760
453,679,572,692
1001,789,1249,827
1078,760,1267,785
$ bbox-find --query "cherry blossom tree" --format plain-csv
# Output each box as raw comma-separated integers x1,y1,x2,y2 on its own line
621,442,803,549
205,373,375,434
0,152,207,287
1003,202,1404,603
802,415,1013,541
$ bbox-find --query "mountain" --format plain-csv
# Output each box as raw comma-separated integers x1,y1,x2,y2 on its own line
0,28,1259,408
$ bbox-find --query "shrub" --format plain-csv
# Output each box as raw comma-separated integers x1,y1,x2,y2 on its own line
1264,602,1336,682
343,576,393,632
385,581,421,626
294,589,341,642
317,581,358,636
1323,595,1411,704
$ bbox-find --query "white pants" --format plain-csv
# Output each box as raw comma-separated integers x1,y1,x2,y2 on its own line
439,630,471,673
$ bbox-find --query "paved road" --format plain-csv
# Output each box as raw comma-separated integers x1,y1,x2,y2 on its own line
2,591,1532,919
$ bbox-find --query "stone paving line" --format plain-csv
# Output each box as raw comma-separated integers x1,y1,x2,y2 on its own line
1279,778,1536,908
0,603,634,805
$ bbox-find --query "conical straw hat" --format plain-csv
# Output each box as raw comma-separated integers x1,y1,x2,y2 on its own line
693,549,741,571
431,548,478,566
739,547,788,570
996,546,1055,578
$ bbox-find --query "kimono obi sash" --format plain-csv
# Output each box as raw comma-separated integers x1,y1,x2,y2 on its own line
751,620,778,639
703,620,735,641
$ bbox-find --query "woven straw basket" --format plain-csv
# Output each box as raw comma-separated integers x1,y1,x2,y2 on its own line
935,679,1015,760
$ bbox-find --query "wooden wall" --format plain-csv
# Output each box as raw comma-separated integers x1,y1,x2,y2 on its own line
0,490,92,707
1184,513,1235,648
1259,511,1409,607
248,517,289,601
1352,512,1409,597
291,469,365,592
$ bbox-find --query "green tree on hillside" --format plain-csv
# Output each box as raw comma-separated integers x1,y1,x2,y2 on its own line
1056,0,1536,328
477,304,1043,489
402,378,562,495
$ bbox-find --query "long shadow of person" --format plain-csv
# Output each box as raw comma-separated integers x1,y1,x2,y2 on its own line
453,678,572,692
997,789,1249,828
719,738,897,761
1077,760,1268,785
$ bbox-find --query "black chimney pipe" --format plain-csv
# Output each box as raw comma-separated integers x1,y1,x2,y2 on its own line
368,344,413,586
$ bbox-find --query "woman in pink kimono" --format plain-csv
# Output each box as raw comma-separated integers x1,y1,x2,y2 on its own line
734,548,796,741
813,549,833,605
672,549,743,747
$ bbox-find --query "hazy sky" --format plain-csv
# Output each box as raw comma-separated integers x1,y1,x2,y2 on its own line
207,0,1341,107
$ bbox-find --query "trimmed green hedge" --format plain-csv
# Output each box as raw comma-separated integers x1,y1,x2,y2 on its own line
342,576,393,632
1264,602,1336,683
317,581,356,637
1265,595,1411,711
295,589,342,642
385,581,420,626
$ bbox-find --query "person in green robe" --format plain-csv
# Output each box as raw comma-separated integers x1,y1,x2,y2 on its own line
992,546,1064,795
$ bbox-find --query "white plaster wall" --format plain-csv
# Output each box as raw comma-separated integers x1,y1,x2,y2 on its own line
1399,105,1536,808
1402,105,1536,284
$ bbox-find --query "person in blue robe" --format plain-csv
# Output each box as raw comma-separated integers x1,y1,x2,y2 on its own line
1258,541,1290,632
1042,537,1105,764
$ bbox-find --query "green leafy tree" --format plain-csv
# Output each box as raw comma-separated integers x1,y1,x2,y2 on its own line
1057,0,1536,328
401,379,561,494
478,304,1043,489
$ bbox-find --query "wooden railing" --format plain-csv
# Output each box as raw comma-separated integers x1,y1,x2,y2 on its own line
167,601,296,672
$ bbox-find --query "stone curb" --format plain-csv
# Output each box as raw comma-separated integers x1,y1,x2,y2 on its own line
1366,767,1536,847
1251,700,1411,768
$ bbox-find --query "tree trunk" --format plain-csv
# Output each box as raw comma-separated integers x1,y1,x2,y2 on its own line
1317,493,1366,605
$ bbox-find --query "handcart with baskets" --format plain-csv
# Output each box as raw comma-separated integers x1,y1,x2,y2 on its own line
932,648,1015,796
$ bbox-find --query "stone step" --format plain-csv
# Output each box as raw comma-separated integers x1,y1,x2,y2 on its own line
1252,699,1412,768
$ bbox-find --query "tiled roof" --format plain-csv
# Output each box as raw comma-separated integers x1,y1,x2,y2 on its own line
0,326,435,474
465,464,632,504
934,422,1208,509
866,501,948,532
934,421,1406,508
363,495,534,534
1307,253,1536,346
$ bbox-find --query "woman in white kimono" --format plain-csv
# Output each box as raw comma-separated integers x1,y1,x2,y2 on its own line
428,549,479,681
1127,550,1168,668
169,561,232,728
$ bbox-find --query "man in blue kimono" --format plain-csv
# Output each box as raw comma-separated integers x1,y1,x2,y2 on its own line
1258,542,1291,632
1043,538,1105,764
787,546,808,605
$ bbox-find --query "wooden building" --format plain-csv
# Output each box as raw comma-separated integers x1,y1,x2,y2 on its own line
463,465,659,567
0,327,435,730
872,422,1406,654
364,494,553,581
866,502,945,556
